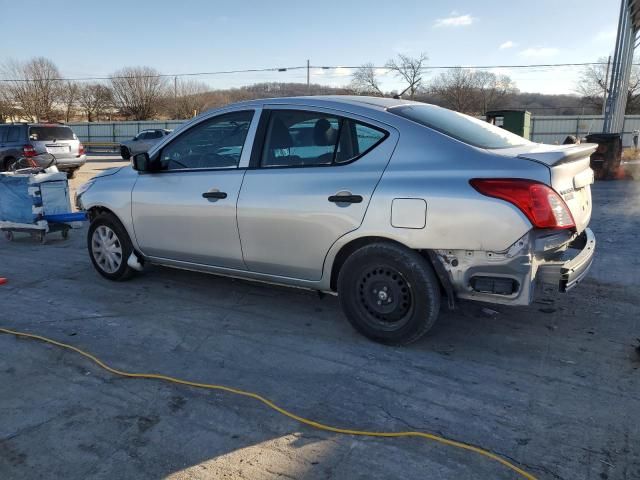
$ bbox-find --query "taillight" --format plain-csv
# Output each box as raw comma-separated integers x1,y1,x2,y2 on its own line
470,178,575,230
78,143,85,156
23,145,37,157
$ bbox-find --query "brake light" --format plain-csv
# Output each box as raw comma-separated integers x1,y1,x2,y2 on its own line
23,145,37,157
470,178,575,229
78,143,85,156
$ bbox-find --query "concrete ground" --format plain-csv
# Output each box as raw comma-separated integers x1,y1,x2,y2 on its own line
0,156,639,480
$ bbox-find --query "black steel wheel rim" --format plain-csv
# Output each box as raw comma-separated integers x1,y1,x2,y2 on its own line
356,265,413,330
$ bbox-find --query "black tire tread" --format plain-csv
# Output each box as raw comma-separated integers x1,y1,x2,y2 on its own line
337,241,441,345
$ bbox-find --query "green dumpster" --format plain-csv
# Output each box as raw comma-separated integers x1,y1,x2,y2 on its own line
485,110,531,140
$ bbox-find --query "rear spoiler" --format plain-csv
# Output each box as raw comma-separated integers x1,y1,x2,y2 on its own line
517,143,598,167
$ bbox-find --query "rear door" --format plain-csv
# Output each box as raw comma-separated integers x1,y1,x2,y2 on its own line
237,106,398,280
131,109,257,268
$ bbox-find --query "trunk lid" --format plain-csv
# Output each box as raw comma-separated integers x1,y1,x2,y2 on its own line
493,143,597,233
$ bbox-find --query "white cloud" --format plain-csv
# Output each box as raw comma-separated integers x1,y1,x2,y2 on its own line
519,47,559,58
499,40,516,50
435,13,475,27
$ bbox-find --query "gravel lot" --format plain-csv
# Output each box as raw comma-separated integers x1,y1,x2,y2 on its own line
1,156,639,480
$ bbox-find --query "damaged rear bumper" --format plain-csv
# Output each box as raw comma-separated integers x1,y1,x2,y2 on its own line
536,228,596,293
434,228,596,306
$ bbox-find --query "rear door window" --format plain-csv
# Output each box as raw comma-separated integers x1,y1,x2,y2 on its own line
29,126,75,141
261,110,387,168
7,126,21,142
389,104,530,149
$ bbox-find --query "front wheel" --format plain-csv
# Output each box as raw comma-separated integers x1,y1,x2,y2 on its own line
337,242,441,345
87,213,136,281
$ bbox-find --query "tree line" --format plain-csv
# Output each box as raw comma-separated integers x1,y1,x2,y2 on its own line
1,55,637,123
0,58,211,123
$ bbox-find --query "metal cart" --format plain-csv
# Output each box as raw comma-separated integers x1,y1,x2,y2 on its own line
0,155,86,243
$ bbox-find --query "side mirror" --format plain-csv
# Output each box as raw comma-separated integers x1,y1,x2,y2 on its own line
132,152,151,172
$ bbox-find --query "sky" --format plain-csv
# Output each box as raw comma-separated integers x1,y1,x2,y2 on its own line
0,0,621,95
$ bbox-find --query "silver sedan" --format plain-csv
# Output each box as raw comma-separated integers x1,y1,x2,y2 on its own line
77,96,596,345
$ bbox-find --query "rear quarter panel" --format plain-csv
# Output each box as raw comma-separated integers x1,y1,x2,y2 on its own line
330,121,551,254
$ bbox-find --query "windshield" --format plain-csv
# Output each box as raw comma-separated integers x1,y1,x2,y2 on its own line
389,104,531,149
29,126,76,141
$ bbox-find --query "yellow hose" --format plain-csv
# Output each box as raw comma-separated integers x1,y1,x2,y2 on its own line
0,327,537,480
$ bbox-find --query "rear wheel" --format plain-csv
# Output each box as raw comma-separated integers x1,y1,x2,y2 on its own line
120,146,131,160
337,242,441,345
87,213,136,281
66,169,78,179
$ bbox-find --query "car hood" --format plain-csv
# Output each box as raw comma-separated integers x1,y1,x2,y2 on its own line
93,165,129,179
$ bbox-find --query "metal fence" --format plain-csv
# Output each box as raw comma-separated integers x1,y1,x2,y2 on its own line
67,115,640,147
67,120,185,144
529,115,640,146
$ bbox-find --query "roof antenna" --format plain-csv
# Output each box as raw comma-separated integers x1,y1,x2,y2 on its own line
393,85,413,100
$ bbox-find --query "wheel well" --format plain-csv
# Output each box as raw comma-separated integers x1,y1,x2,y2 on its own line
329,236,446,294
87,206,118,223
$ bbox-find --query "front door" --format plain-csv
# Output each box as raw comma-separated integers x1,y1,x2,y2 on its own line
237,107,397,280
132,110,255,268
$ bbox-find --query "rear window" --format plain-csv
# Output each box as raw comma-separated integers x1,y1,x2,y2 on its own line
29,126,76,141
389,104,530,149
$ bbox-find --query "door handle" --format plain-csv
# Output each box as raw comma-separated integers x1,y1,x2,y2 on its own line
202,191,227,199
328,194,363,204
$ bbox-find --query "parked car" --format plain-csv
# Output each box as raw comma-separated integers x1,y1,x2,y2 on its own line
77,96,596,345
120,129,172,160
0,123,86,177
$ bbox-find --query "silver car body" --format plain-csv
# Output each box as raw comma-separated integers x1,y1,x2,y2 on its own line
120,129,171,158
0,123,86,172
78,96,596,306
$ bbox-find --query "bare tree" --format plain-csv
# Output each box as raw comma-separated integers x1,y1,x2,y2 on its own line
385,53,428,99
430,68,516,114
473,71,517,114
78,83,113,121
576,56,640,113
171,79,209,118
350,63,384,96
430,68,478,113
2,57,61,121
110,66,167,120
59,81,79,122
0,84,16,123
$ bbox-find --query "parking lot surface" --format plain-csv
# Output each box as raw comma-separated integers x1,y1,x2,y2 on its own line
1,156,639,480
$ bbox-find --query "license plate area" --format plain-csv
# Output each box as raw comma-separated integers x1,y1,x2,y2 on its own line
46,145,70,154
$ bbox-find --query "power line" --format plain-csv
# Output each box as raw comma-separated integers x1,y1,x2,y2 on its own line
0,66,308,83
0,61,622,83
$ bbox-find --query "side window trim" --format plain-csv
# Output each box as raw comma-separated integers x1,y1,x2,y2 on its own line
152,109,257,173
253,108,389,170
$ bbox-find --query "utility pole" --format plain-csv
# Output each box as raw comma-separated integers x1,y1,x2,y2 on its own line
307,59,310,91
602,55,611,116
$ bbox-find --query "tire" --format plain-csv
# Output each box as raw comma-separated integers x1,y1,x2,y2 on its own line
2,157,15,172
337,242,441,345
87,212,136,281
66,169,77,179
120,146,131,160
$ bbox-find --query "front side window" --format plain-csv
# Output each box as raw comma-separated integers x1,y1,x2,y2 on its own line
149,130,164,139
159,110,253,170
262,110,387,167
388,104,530,149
